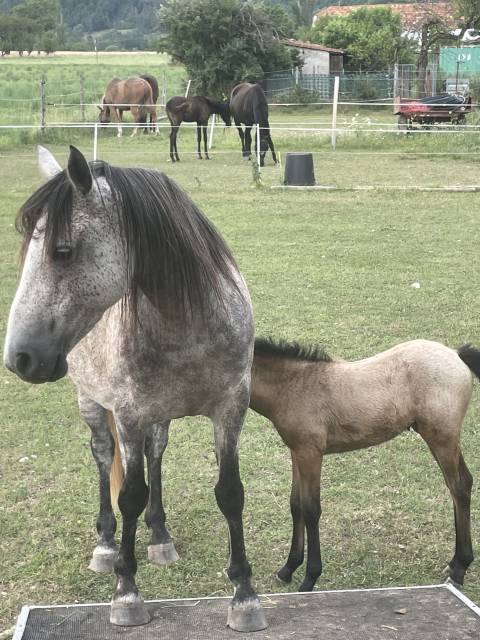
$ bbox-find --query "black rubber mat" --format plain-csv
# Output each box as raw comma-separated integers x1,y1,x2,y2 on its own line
15,585,480,640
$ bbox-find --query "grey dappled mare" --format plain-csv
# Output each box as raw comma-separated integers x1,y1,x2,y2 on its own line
250,338,477,591
3,146,267,632
229,83,277,167
165,95,231,162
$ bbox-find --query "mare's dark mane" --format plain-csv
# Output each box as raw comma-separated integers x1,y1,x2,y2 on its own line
254,337,332,363
17,162,239,323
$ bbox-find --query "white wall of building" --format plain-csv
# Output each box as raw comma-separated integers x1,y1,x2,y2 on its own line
299,49,330,74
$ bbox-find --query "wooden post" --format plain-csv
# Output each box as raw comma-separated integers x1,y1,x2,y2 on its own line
40,77,46,131
208,113,215,150
331,75,339,150
80,73,85,122
184,79,191,98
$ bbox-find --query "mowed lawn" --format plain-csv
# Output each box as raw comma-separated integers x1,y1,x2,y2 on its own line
0,132,480,633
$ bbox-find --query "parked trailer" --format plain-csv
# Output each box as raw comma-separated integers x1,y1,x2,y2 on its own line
394,93,472,130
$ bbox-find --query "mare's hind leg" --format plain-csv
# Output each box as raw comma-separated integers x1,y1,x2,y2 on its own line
203,124,209,159
212,382,267,632
419,422,473,585
110,420,149,626
234,120,247,159
277,450,305,583
244,126,253,160
78,393,118,573
268,133,277,164
144,421,179,566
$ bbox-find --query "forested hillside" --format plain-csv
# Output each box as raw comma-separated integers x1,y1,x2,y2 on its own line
0,0,414,51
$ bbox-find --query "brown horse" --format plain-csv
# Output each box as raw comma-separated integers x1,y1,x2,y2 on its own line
99,76,158,137
250,338,477,592
165,96,231,162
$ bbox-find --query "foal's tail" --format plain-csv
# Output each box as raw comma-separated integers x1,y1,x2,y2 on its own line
457,344,480,379
107,411,125,509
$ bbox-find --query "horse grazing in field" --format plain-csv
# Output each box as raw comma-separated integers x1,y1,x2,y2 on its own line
99,75,158,137
3,145,267,633
165,95,231,162
250,338,477,592
229,82,276,167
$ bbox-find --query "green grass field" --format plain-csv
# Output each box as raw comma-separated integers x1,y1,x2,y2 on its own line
0,53,480,636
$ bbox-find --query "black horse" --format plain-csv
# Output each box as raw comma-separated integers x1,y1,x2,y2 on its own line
229,82,277,167
165,96,231,162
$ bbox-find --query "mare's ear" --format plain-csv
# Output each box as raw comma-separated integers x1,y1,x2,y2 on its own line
38,146,62,181
67,145,93,195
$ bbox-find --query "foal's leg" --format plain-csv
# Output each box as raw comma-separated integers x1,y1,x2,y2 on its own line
78,393,118,573
277,451,305,583
420,423,473,586
110,422,150,626
144,421,179,565
212,383,267,632
296,450,323,591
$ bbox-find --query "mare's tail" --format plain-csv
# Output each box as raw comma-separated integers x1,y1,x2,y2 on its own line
457,344,480,379
107,411,125,509
140,74,159,103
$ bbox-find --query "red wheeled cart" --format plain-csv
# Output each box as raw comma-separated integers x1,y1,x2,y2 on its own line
394,93,472,130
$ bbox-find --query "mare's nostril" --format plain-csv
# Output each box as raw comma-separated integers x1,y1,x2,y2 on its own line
16,352,32,376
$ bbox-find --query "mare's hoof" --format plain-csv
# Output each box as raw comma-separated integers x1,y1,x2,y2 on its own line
88,545,117,573
148,541,180,566
110,596,150,626
276,567,292,584
443,564,464,587
227,598,267,632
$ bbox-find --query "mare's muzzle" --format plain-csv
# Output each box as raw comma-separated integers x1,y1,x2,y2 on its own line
5,343,68,384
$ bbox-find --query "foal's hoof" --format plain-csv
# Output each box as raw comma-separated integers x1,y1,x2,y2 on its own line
88,545,118,573
227,598,267,632
110,595,150,626
148,541,180,566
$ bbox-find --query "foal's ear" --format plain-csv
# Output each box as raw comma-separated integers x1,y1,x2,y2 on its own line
38,146,62,181
67,145,93,195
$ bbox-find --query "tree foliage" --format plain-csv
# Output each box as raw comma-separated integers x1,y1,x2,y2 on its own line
160,0,300,95
0,0,60,54
306,7,415,71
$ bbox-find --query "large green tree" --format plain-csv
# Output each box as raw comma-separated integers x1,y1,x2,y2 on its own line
159,0,300,95
307,6,415,71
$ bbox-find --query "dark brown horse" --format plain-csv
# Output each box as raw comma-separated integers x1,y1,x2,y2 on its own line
165,96,231,162
229,82,276,167
250,337,477,592
99,76,158,137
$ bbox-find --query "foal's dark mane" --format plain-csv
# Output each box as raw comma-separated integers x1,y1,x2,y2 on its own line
17,162,240,323
254,337,332,363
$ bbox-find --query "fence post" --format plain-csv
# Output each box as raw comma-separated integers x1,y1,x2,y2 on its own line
208,113,215,150
331,75,339,150
40,77,46,131
93,123,98,161
256,123,261,167
80,73,85,122
184,79,191,98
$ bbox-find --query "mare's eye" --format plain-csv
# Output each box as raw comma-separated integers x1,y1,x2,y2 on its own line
53,245,73,262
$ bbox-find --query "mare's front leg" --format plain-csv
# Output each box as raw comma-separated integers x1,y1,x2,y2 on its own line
244,126,253,160
234,119,247,159
202,124,209,159
277,450,305,583
196,123,203,159
78,393,118,573
212,382,267,632
296,449,323,592
110,419,150,626
268,133,277,164
144,421,179,565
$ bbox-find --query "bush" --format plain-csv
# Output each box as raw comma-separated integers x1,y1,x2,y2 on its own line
351,76,380,102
